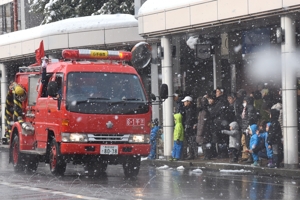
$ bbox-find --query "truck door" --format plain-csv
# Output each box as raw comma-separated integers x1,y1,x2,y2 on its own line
34,73,51,149
47,73,63,133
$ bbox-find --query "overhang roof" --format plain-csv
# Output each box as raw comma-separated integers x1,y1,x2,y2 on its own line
0,14,144,62
138,0,300,37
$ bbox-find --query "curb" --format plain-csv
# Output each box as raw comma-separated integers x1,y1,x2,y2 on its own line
0,144,9,151
141,159,300,178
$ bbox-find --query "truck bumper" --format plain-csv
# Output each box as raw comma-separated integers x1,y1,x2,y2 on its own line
60,143,150,156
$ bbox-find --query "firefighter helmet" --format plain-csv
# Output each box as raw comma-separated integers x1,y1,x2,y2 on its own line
14,85,25,96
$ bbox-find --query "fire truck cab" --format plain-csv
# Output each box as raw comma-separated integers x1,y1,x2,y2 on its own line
8,48,167,177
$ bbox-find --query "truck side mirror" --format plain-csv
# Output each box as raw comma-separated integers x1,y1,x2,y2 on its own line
47,81,58,97
160,84,168,100
150,93,156,101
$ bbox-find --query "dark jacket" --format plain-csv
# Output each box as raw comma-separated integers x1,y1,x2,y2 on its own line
196,98,211,144
209,94,230,129
241,97,258,131
183,103,197,128
267,109,282,146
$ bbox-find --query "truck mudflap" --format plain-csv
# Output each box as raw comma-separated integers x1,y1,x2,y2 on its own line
60,143,150,156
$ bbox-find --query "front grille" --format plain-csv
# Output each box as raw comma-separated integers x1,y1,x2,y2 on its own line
87,134,130,143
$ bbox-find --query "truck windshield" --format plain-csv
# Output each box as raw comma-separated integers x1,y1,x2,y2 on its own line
65,72,149,114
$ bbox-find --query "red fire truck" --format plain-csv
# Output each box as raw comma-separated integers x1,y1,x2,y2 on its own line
7,43,167,177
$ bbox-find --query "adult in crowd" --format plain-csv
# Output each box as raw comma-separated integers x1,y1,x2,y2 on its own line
209,87,230,158
235,89,247,129
227,92,238,123
182,96,198,160
196,96,212,160
206,94,218,158
173,90,185,115
270,89,283,131
241,96,258,162
267,108,283,168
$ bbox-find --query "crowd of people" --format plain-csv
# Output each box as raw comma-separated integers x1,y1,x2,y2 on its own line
169,84,284,168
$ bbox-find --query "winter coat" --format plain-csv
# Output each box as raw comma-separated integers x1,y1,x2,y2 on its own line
227,103,236,124
249,124,260,151
260,131,273,158
196,109,211,144
175,97,185,115
267,109,282,146
254,98,269,122
222,121,241,150
241,97,258,132
174,113,184,141
271,103,283,131
209,94,230,129
150,126,160,142
183,103,197,129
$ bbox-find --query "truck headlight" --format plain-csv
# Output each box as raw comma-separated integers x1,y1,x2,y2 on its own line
61,133,88,142
129,134,150,143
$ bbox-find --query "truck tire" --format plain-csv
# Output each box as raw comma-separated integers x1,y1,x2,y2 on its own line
11,135,25,172
84,160,108,176
123,156,141,177
26,156,39,172
49,139,66,176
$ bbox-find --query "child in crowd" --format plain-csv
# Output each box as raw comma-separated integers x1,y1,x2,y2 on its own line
170,113,184,161
147,118,160,160
221,121,241,163
246,124,261,166
257,121,274,167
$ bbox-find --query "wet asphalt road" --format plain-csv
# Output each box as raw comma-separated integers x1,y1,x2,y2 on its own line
0,149,299,200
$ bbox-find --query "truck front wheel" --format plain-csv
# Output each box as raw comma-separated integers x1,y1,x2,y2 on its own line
84,160,108,176
123,156,141,177
49,139,66,176
11,135,25,172
26,156,39,172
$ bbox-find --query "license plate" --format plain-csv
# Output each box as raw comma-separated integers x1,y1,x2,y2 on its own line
100,145,118,155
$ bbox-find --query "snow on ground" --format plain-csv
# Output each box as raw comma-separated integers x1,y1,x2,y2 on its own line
220,169,251,173
192,168,203,173
141,157,148,161
177,166,185,170
156,165,169,170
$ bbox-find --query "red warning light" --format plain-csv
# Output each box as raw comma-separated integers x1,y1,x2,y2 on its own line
62,49,132,61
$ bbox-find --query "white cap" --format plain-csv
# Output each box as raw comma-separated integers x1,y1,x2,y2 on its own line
181,96,193,102
173,93,178,97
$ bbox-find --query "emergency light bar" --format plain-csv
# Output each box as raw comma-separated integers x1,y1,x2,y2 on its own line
62,49,132,61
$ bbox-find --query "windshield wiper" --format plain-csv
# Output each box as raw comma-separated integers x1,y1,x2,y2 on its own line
109,98,143,106
121,97,142,101
72,97,111,104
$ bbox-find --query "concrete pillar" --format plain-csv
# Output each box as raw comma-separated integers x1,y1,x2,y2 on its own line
281,15,298,169
161,36,173,159
212,54,217,89
228,31,243,90
0,63,7,142
214,40,222,89
151,43,160,122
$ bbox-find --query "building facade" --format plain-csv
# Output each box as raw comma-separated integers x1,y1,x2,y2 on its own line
138,0,300,168
0,0,42,34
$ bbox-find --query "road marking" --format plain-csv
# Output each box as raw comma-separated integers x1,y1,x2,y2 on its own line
0,181,107,200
